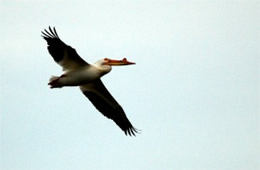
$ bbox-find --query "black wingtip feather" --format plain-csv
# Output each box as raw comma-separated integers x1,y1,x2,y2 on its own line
53,27,60,38
44,29,54,38
41,26,59,39
41,31,50,38
49,26,56,37
124,127,141,136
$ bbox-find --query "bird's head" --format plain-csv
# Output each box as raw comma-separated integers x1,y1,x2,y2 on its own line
95,58,135,74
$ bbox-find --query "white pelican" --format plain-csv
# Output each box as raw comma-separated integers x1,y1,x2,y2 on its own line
42,27,139,136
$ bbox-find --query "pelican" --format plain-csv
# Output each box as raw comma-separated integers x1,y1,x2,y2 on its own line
42,27,139,136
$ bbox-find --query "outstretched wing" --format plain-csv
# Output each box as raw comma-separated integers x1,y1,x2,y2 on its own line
80,79,139,136
42,26,89,71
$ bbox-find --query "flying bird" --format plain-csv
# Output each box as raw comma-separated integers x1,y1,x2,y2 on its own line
42,27,139,136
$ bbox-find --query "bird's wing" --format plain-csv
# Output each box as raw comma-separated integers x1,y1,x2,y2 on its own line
80,79,138,136
42,27,89,71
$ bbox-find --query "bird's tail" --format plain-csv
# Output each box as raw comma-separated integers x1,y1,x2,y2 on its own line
48,76,62,88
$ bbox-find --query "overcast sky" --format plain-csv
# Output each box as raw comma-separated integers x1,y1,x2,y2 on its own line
1,0,259,170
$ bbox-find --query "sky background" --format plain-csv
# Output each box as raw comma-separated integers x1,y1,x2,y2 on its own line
1,0,259,170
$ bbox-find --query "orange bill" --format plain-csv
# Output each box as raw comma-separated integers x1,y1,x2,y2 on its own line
105,58,135,66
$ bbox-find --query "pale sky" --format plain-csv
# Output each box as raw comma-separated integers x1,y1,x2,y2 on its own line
1,0,259,170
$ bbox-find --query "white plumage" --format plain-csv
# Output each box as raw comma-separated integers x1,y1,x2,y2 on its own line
42,27,139,136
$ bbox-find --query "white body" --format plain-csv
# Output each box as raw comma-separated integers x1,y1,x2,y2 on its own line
50,62,111,88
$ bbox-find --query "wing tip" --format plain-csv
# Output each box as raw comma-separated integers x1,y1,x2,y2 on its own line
125,127,141,137
41,26,60,39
